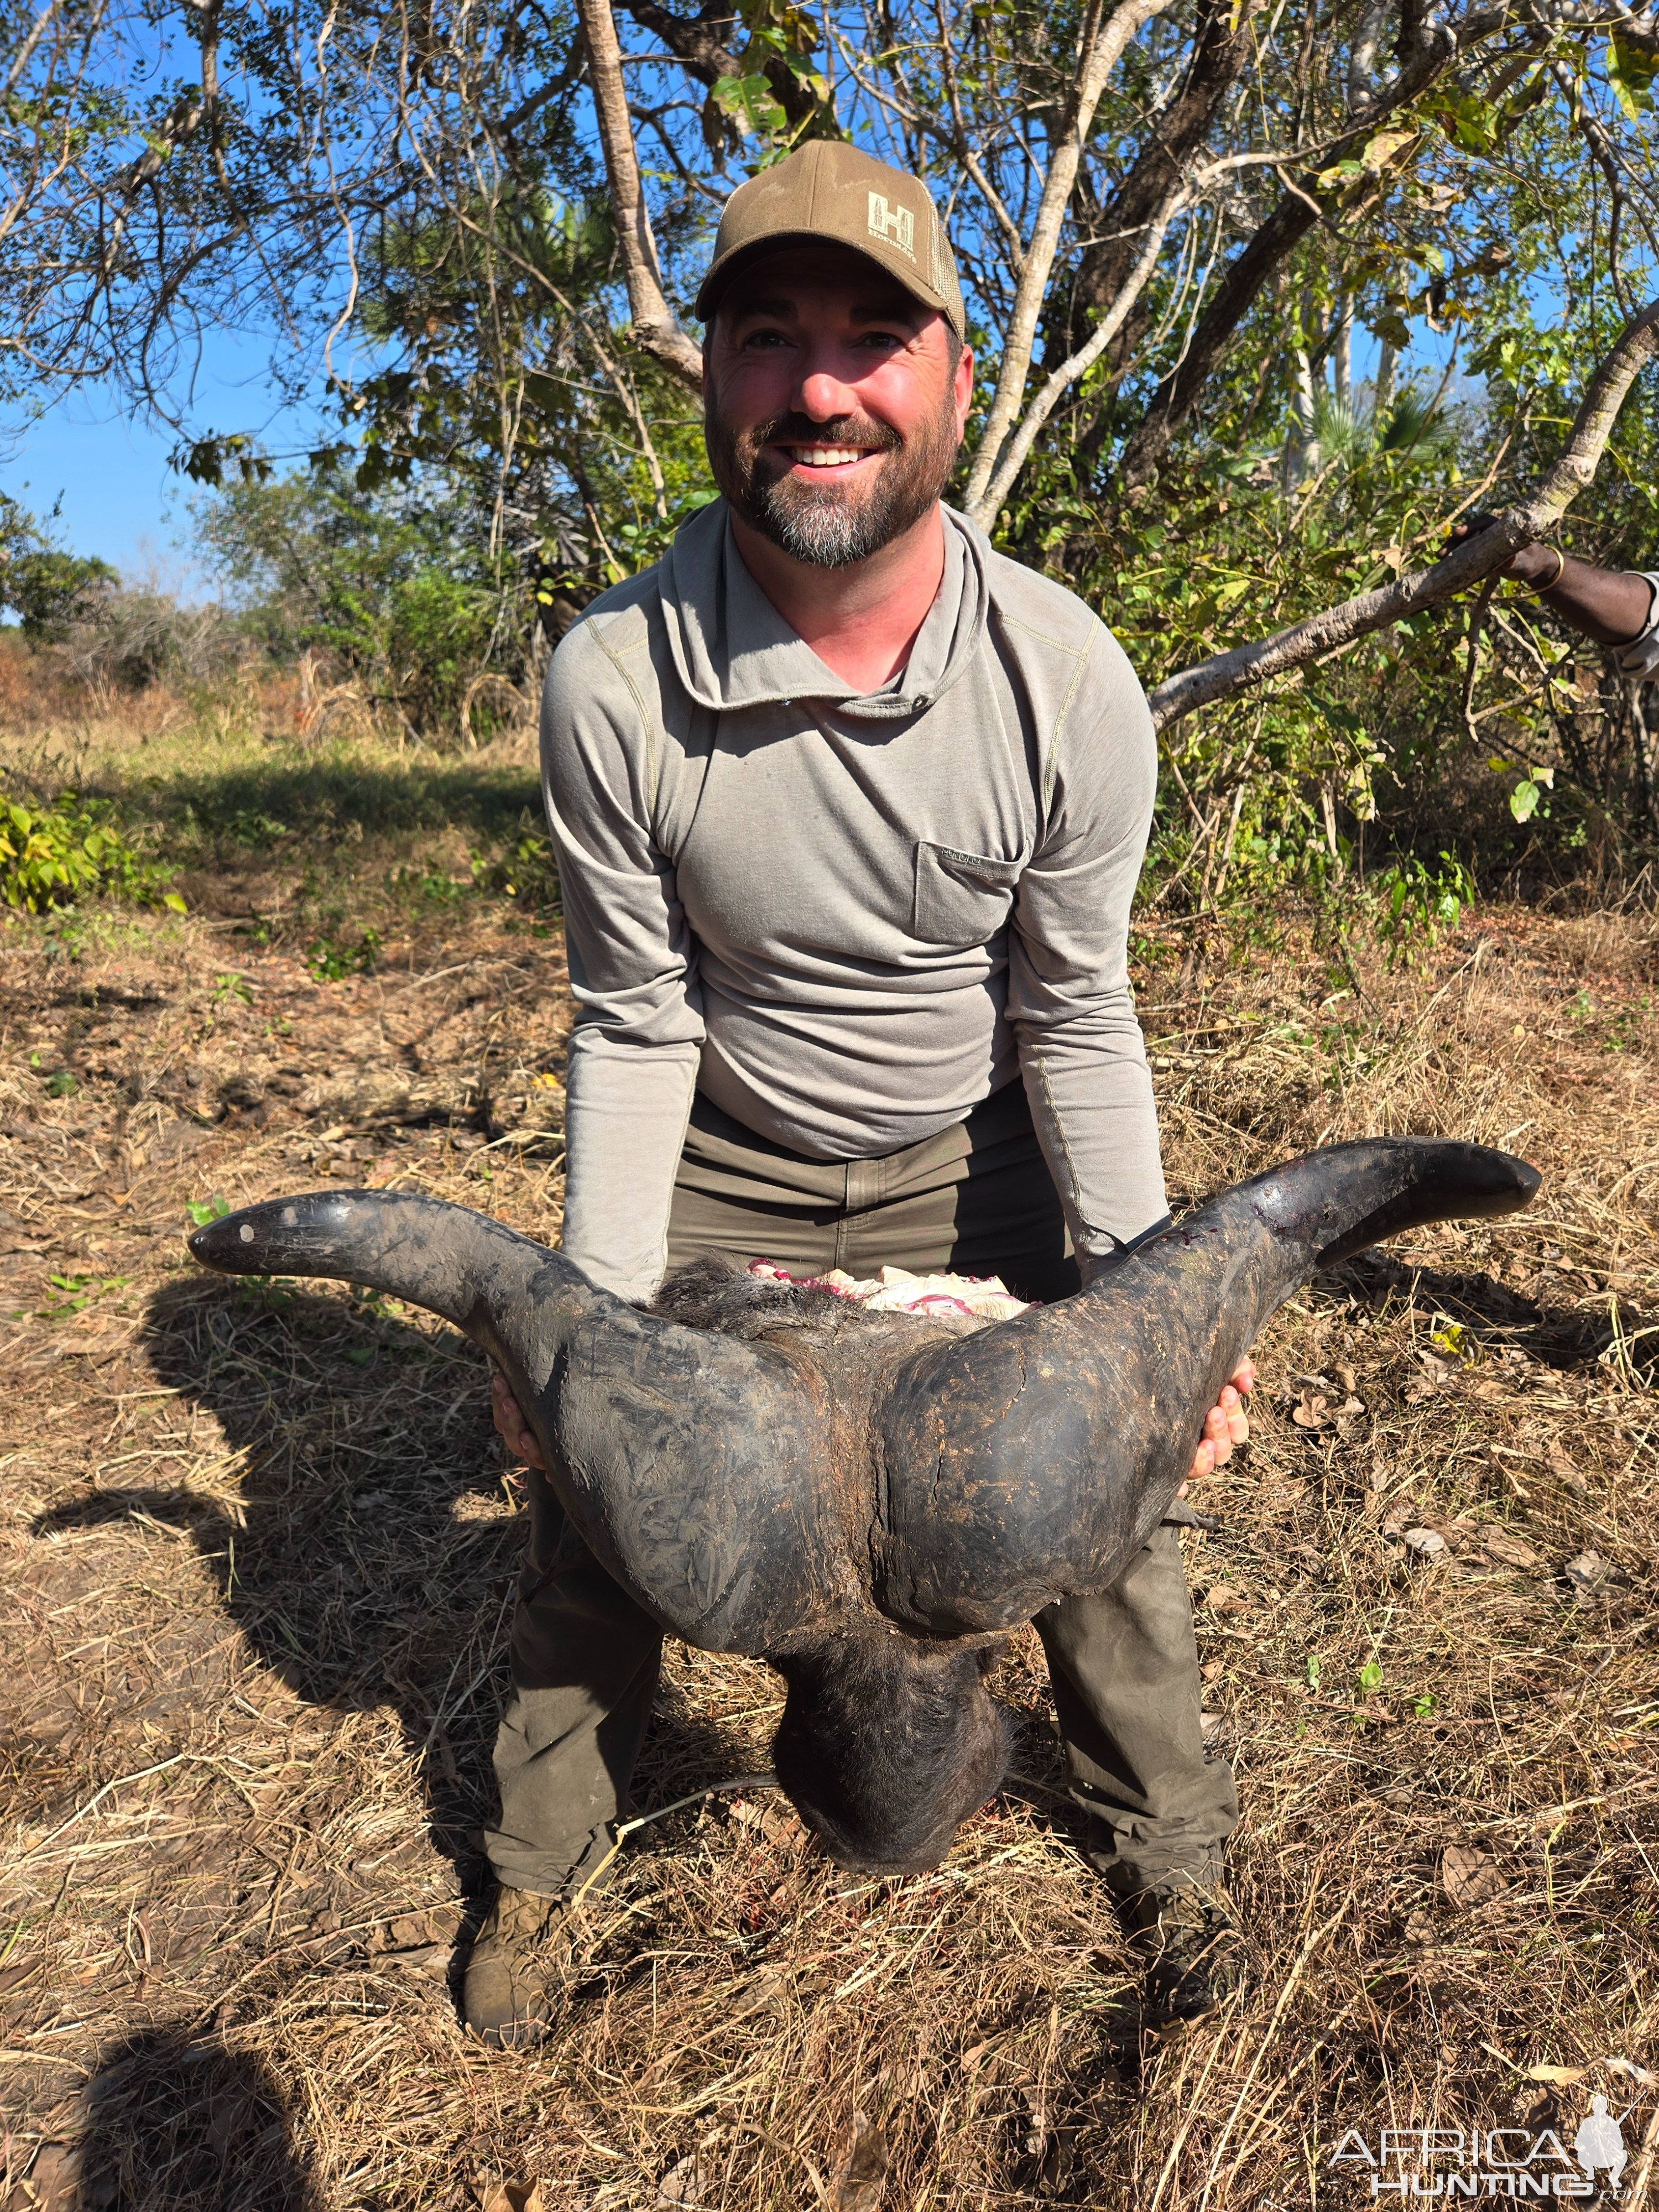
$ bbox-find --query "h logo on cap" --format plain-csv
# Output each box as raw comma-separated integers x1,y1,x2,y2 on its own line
867,191,916,262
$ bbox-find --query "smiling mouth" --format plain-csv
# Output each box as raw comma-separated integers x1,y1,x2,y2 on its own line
778,444,880,469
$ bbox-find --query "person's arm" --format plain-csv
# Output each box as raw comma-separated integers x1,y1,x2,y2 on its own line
1007,627,1168,1269
540,619,705,1302
1449,512,1657,651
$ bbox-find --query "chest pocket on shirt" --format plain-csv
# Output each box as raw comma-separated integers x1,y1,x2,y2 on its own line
912,841,1025,949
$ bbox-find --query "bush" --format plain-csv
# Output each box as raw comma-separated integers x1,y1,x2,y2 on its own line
0,792,186,913
387,570,498,736
1369,851,1475,968
470,813,561,910
66,588,242,692
195,466,531,743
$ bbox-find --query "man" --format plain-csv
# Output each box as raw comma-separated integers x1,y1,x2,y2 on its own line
472,139,1251,2049
1452,512,1659,671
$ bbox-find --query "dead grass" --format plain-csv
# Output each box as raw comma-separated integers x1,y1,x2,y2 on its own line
0,841,1656,2209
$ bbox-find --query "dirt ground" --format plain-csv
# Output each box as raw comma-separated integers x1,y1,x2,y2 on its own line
1,749,1656,2207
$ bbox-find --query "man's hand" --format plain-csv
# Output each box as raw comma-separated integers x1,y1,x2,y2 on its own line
1177,1360,1254,1498
1446,510,1561,591
1448,512,1654,648
492,1373,547,1472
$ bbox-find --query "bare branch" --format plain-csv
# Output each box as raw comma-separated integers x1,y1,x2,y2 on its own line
3,0,69,97
1146,298,1659,731
972,181,1188,522
933,0,1025,276
968,147,1299,524
1065,0,1262,336
619,0,739,85
98,87,206,279
961,0,1177,522
1116,6,1508,489
573,0,704,389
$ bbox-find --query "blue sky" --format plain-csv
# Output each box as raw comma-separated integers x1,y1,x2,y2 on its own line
9,392,200,587
3,326,333,597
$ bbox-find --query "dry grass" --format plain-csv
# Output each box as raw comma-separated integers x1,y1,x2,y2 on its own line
0,823,1656,2208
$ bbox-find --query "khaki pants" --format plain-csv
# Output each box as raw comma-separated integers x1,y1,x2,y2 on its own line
484,1082,1237,1900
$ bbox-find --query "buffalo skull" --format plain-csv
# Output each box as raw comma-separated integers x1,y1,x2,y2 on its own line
190,1136,1538,1871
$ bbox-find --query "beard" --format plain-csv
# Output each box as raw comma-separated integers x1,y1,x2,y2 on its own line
705,397,961,568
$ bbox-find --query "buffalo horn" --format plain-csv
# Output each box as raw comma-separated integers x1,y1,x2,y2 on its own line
874,1139,1540,1635
187,1191,846,1651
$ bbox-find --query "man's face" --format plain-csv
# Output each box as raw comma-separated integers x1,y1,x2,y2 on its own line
703,247,973,569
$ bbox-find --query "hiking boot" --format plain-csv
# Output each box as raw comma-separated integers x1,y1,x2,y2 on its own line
462,1885,568,2049
1127,1884,1246,2035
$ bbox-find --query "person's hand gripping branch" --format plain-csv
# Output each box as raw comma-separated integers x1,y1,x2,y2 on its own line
1448,512,1656,649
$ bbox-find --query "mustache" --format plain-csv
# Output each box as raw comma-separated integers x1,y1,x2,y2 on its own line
744,413,904,456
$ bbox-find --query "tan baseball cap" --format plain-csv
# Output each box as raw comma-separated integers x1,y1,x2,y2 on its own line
695,140,965,338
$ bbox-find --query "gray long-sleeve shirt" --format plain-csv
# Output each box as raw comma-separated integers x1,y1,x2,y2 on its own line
1615,572,1659,679
542,498,1166,1301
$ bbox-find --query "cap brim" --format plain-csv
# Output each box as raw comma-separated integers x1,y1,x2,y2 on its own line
695,234,957,332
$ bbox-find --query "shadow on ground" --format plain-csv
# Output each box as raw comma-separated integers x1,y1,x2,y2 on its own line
94,754,543,855
1323,1251,1656,1378
33,1277,751,1894
66,2024,319,2211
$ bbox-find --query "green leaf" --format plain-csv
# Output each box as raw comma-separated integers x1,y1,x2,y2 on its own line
711,71,788,135
186,1194,232,1227
1432,90,1501,155
1510,779,1540,823
1608,25,1658,119
1359,1660,1384,1693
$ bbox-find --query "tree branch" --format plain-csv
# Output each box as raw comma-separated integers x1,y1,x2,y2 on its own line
619,0,739,84
3,0,71,98
1115,9,1505,489
620,0,826,131
1146,297,1659,731
1065,0,1261,334
573,0,704,388
961,0,1176,523
973,180,1188,523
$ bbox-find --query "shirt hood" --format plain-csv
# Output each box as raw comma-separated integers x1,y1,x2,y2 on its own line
658,496,992,719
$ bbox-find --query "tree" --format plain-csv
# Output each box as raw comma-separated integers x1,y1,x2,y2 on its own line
7,0,1659,854
565,0,1659,868
199,465,529,738
571,0,1659,690
0,494,114,637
